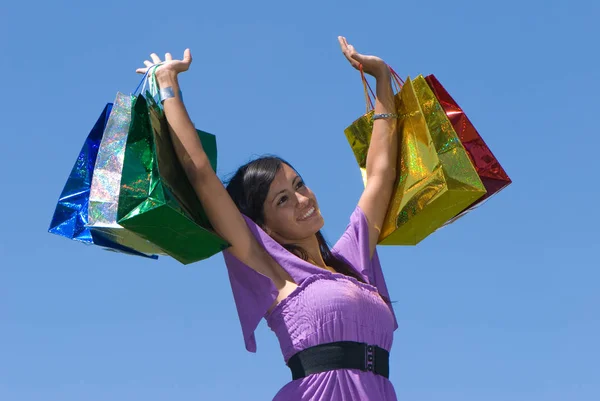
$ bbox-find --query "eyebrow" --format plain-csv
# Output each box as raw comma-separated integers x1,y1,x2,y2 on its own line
271,175,301,204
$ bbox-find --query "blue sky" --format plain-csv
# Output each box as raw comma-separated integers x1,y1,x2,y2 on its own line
1,0,599,400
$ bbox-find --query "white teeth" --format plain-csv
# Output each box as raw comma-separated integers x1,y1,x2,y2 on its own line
301,207,315,220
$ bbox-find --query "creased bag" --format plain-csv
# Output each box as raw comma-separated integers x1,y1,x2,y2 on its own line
345,70,485,245
117,93,229,264
425,74,511,221
411,74,486,231
48,103,156,258
87,92,164,255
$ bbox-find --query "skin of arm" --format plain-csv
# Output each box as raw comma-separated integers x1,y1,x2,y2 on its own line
338,37,398,257
153,65,287,287
358,67,398,257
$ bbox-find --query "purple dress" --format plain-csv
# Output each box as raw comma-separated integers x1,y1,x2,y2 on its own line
223,206,398,401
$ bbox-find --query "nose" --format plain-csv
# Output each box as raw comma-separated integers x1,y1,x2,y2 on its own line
295,192,310,208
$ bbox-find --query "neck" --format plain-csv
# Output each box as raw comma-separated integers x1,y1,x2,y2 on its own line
286,234,327,268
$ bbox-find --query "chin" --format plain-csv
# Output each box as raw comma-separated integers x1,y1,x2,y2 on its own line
290,215,323,236
308,214,325,232
316,214,325,229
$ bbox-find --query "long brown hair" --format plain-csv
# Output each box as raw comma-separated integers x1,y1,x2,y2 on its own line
225,156,365,283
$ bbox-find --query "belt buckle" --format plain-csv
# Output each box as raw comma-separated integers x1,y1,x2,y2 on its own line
365,344,375,373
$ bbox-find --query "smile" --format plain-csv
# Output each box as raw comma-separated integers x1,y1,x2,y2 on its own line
298,207,316,221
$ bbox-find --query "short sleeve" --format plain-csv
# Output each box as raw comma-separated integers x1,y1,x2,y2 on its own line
223,249,278,353
222,214,320,353
332,206,398,329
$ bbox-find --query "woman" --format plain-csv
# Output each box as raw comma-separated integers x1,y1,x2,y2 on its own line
137,37,399,401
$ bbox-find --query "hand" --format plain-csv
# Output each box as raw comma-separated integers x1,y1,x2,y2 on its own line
338,36,388,79
135,49,193,78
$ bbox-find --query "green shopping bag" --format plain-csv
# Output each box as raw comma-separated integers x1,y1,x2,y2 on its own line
117,93,229,264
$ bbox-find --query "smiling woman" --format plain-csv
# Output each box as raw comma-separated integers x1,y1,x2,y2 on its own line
136,36,400,400
225,156,367,282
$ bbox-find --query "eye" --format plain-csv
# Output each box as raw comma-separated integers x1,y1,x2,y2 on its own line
277,195,288,206
296,180,305,189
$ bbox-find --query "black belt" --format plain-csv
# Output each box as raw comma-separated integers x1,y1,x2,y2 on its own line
287,341,390,380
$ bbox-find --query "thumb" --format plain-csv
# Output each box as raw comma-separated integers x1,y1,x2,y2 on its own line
183,48,192,64
350,51,365,65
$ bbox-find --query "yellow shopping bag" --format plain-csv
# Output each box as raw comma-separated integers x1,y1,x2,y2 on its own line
344,69,485,245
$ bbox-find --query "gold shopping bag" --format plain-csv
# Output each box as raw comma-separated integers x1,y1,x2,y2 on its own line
344,70,485,245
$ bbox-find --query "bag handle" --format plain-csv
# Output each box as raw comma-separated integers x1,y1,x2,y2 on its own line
360,64,376,113
360,64,404,114
132,63,164,99
389,67,404,93
133,70,150,95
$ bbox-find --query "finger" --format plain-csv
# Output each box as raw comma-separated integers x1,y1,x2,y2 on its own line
345,43,358,60
341,45,359,66
343,37,354,53
347,45,364,63
150,53,161,64
338,37,360,69
165,52,173,61
347,44,359,57
342,51,357,64
144,60,153,67
183,48,192,64
136,67,148,74
342,50,359,68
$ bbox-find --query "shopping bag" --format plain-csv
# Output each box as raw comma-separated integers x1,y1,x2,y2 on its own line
48,103,157,258
344,69,485,245
411,74,486,231
117,93,229,264
425,74,511,220
87,92,165,255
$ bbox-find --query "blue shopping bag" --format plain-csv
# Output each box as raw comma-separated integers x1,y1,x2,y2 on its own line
48,103,157,259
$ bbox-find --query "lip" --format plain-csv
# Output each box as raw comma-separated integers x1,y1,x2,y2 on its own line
297,205,318,222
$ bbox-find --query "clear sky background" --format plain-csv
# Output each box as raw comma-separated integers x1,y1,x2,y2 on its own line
1,0,598,400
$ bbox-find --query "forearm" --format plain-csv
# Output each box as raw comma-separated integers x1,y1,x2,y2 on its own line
156,71,212,179
366,68,397,182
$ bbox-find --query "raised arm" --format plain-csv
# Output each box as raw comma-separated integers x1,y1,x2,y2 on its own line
338,38,398,257
137,51,283,283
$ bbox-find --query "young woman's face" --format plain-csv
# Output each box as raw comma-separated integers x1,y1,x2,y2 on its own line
262,163,324,243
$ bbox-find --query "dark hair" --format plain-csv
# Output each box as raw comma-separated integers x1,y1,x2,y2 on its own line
225,156,365,283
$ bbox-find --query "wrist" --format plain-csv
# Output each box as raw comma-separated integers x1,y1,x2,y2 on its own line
156,69,179,88
372,64,391,81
